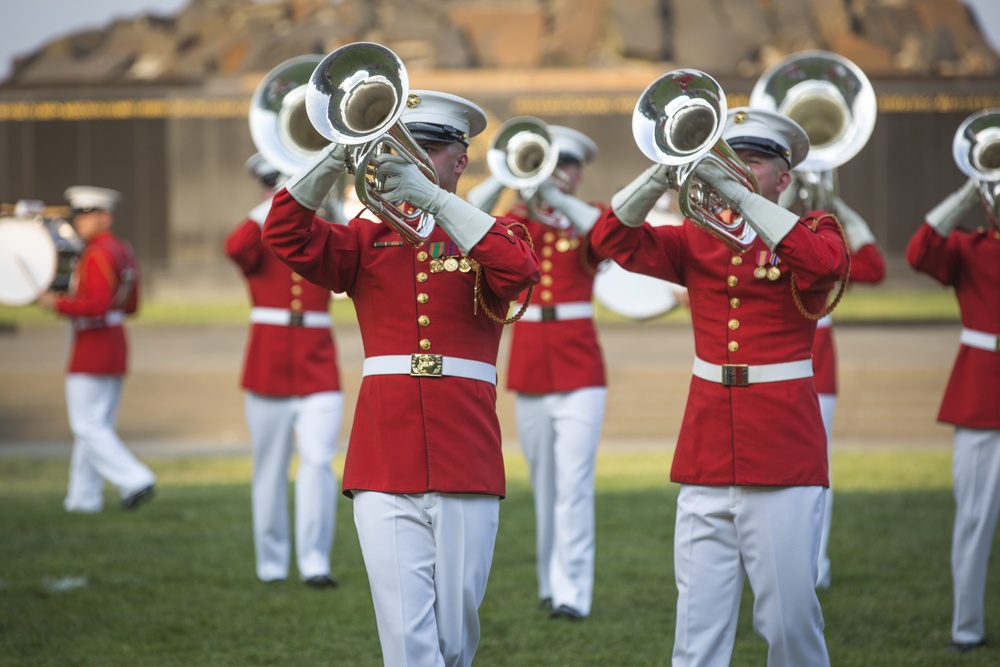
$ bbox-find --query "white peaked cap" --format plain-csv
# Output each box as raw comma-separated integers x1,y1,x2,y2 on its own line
550,125,598,163
64,186,122,212
722,107,810,169
401,90,488,145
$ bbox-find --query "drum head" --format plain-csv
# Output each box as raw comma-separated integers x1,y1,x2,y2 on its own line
0,218,57,306
594,261,679,321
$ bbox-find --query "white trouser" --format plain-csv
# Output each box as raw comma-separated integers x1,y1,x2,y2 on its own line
817,393,836,589
245,391,343,581
672,485,830,667
951,427,1000,644
516,387,607,616
353,491,500,667
63,374,156,512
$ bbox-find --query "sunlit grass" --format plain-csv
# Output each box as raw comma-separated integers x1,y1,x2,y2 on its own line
1,448,996,666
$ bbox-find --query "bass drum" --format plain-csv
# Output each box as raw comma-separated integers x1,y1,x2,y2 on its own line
593,193,684,321
0,215,82,306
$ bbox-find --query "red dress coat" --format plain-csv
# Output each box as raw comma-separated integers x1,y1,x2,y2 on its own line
906,223,1000,429
54,230,138,375
505,205,607,394
263,189,541,497
225,217,340,397
591,210,849,486
811,242,887,395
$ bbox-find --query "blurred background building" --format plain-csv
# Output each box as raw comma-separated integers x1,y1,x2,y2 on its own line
1,0,998,298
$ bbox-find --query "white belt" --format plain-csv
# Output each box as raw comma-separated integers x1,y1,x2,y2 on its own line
520,302,594,322
72,309,124,330
816,314,832,329
692,357,813,387
960,328,1000,353
363,355,497,385
250,307,331,328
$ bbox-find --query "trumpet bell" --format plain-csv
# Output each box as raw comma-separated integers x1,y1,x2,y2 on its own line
953,108,1000,181
305,42,408,145
954,108,1000,224
632,69,760,254
633,69,726,166
750,50,876,173
486,116,560,190
249,55,329,176
304,42,438,247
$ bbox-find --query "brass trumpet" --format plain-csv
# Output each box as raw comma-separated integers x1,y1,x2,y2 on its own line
485,116,564,227
631,69,760,253
953,108,1000,225
305,42,438,247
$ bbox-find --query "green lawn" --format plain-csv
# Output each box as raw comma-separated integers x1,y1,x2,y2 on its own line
1,449,996,666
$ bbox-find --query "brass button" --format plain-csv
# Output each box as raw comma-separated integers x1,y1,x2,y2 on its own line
291,284,303,296
541,290,553,302
540,275,553,287
542,246,554,258
419,339,431,351
543,232,555,243
728,319,740,330
291,273,302,282
416,272,428,283
417,251,428,262
731,256,743,266
728,341,739,352
418,315,430,327
730,298,741,309
541,260,553,272
290,299,302,310
507,228,514,236
727,275,738,287
417,293,429,304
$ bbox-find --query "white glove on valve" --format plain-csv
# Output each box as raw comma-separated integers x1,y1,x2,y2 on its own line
695,160,800,250
536,182,601,233
375,154,495,253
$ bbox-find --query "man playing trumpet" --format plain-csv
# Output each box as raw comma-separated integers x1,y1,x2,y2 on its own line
906,109,1000,654
591,106,849,666
469,125,609,621
262,89,540,667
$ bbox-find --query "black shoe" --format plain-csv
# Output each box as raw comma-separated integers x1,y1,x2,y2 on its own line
121,485,155,510
537,598,552,611
947,640,986,654
305,574,338,589
550,605,584,621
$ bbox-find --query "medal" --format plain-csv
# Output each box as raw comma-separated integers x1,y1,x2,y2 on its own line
444,257,459,272
429,259,444,273
458,258,472,273
753,267,767,280
767,266,780,281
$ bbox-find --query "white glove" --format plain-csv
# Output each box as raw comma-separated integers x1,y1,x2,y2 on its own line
610,164,672,228
694,160,799,250
830,196,876,252
536,181,601,233
284,143,349,211
926,178,979,237
375,154,495,253
466,175,506,213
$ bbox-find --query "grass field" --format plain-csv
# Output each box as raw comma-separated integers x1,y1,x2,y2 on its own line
1,449,997,666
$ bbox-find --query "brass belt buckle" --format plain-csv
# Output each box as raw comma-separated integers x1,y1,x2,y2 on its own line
540,306,557,322
289,311,304,327
410,353,443,377
721,364,749,387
